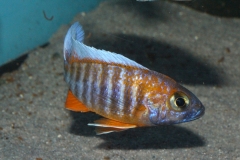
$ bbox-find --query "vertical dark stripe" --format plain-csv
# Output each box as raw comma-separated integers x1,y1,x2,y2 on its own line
77,63,86,100
86,64,93,107
82,63,91,106
69,63,76,92
99,65,110,114
109,66,122,116
73,63,81,98
93,64,103,110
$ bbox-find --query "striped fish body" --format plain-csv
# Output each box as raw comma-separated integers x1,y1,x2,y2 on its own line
65,61,174,127
63,22,205,134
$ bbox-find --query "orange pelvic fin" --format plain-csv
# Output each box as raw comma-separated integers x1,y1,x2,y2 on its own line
88,118,136,134
65,90,89,112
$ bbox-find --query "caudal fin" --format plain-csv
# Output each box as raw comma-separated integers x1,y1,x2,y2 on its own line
63,22,85,61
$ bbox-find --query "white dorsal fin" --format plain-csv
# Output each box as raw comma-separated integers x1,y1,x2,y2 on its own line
64,22,84,61
64,22,148,70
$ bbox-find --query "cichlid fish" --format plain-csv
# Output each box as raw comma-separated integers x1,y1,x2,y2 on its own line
63,22,205,135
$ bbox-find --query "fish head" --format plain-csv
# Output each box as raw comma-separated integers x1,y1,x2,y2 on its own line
147,82,205,125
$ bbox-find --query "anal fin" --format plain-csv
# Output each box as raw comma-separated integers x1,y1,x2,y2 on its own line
88,118,136,135
95,127,127,135
65,90,89,112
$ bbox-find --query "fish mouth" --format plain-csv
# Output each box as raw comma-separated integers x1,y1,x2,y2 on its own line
181,104,205,123
190,105,205,121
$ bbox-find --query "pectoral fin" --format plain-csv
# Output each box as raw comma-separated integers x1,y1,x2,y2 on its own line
88,118,136,135
65,90,89,112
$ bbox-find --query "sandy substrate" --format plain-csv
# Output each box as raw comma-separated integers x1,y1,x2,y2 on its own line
0,0,240,159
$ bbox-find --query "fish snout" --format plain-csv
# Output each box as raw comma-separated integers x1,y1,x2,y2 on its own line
194,103,205,119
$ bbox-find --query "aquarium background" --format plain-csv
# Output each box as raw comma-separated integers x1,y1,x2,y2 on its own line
0,0,104,66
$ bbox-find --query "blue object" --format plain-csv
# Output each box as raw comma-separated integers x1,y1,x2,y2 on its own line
0,0,104,66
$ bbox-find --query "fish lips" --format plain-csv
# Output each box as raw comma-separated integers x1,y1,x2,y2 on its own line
183,104,205,123
193,105,205,120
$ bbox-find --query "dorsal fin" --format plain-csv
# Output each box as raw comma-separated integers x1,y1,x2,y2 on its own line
64,22,84,61
64,22,148,70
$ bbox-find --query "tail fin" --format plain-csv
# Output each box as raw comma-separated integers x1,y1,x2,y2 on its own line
63,22,85,61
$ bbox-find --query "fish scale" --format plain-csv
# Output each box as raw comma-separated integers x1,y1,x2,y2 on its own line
78,63,86,98
94,64,103,110
90,64,98,108
117,67,126,116
106,66,120,115
88,64,95,107
82,63,91,105
74,63,81,97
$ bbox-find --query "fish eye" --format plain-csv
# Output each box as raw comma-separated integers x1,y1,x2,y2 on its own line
170,92,190,111
176,97,186,108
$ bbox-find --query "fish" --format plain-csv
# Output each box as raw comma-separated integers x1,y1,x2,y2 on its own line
63,22,205,135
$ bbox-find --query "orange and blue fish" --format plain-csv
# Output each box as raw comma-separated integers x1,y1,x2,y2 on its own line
63,22,205,135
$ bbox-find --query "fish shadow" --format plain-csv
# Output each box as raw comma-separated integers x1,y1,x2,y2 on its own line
69,111,206,149
85,33,225,86
116,0,167,21
118,0,240,18
173,0,240,18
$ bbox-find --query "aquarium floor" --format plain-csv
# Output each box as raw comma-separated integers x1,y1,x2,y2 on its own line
1,0,240,159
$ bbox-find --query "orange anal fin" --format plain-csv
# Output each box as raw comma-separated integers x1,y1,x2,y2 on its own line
88,118,136,129
88,118,136,135
95,127,127,135
65,90,89,112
